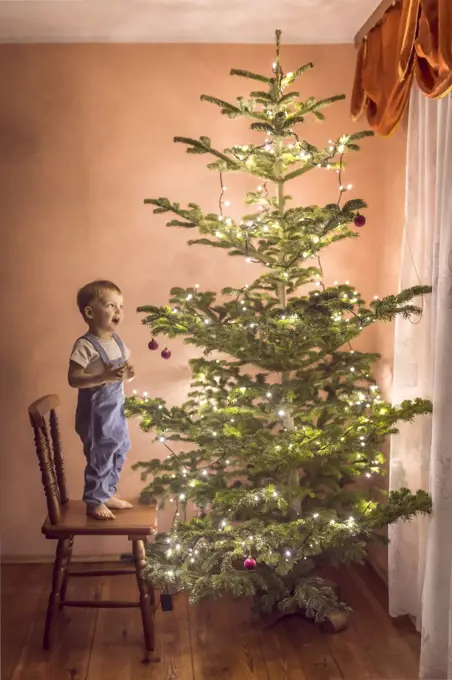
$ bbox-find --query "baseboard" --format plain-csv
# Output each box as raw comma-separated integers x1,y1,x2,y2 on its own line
3,554,389,571
1,554,130,564
366,555,388,585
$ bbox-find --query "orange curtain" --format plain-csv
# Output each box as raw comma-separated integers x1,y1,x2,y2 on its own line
398,0,420,80
415,0,452,97
351,0,452,136
351,3,413,136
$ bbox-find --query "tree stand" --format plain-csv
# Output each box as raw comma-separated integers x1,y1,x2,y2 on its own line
254,579,349,633
256,606,349,633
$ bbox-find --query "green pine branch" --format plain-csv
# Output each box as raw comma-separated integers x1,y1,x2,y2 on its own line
131,29,432,622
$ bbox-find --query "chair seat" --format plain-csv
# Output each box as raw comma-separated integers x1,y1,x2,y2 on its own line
42,499,157,538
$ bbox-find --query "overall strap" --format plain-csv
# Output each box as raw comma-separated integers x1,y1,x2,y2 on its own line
113,333,127,361
83,333,110,365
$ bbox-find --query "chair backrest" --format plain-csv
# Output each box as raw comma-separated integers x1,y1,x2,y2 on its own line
28,395,69,525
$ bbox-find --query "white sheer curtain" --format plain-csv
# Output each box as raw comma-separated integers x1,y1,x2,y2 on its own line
389,86,452,679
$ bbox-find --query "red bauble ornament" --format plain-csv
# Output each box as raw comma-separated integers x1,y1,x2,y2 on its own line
148,338,159,351
244,557,257,570
161,348,172,360
354,213,366,228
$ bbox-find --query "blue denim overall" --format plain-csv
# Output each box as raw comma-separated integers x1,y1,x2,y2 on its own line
75,333,130,506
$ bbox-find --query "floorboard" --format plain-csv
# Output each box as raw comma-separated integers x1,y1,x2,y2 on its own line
1,563,421,680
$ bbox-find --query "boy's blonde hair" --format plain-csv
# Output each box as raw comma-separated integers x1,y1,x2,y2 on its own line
77,280,122,320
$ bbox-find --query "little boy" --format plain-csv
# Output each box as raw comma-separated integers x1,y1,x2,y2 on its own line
68,280,135,520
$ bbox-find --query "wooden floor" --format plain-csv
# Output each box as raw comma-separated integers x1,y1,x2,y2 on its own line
2,562,420,680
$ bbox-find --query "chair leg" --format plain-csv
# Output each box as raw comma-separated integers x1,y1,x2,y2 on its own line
148,580,156,609
43,539,66,650
132,539,155,652
59,536,74,609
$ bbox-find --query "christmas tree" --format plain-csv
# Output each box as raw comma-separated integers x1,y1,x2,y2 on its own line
127,31,432,625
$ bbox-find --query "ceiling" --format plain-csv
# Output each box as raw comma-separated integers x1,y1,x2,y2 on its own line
0,0,379,43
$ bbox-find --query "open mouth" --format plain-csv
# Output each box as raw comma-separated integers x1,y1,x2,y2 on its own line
112,318,120,326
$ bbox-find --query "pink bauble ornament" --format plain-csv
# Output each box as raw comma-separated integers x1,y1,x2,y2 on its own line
148,338,159,351
161,348,172,360
244,557,257,570
354,213,366,228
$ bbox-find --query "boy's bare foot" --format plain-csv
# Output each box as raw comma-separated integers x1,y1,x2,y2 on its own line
105,497,133,510
86,503,115,520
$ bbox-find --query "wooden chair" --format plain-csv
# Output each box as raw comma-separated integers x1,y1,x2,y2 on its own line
28,394,158,652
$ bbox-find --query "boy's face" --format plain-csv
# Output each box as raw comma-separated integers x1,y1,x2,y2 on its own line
85,289,124,334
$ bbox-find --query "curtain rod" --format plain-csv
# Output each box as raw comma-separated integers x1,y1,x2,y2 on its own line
354,0,400,45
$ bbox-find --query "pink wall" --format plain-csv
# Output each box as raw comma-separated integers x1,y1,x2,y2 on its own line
0,44,405,559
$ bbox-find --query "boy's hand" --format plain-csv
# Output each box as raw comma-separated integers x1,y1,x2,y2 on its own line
68,361,127,390
125,362,136,381
103,364,127,383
